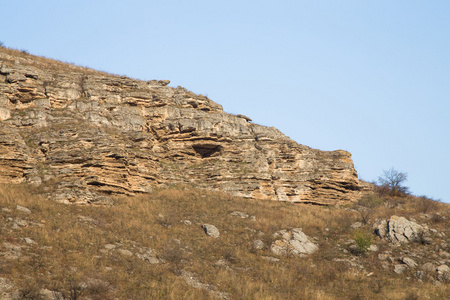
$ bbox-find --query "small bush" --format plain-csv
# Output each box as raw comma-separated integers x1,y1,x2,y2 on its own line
0,41,5,47
417,196,439,214
356,194,383,224
352,230,372,255
358,193,384,208
430,213,444,223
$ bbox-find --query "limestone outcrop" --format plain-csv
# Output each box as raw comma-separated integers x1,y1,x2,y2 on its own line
0,48,361,205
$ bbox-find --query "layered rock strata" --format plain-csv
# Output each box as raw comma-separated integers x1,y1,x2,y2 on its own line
0,48,361,205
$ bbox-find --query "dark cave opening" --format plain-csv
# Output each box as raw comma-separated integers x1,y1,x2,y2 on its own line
192,144,222,158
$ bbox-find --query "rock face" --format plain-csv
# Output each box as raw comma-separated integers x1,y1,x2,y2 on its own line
0,48,361,205
374,216,428,244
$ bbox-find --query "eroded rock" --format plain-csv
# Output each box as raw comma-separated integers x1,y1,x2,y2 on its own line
0,48,362,205
271,228,318,256
374,216,428,244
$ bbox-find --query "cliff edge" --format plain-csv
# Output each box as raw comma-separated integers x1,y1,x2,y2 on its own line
0,48,361,205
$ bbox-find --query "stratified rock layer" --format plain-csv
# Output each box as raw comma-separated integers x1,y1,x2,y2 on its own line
0,48,361,205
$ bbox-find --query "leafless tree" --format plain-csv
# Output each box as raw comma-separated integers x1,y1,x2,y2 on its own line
378,168,409,196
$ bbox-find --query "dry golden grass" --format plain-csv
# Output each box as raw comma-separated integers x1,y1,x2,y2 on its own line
0,183,449,299
0,47,117,77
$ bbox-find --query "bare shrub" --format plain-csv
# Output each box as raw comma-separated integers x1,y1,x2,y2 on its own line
161,241,186,273
430,213,444,223
358,193,384,208
357,207,373,225
378,168,409,196
417,196,439,214
222,248,240,264
18,281,41,299
404,291,420,300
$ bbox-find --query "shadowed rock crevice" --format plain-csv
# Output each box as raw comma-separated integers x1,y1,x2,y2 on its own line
192,144,222,158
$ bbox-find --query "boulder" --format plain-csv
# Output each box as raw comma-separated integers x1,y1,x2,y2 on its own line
374,216,427,243
394,264,407,274
401,257,417,268
16,205,31,214
271,228,318,256
421,262,436,272
201,224,220,238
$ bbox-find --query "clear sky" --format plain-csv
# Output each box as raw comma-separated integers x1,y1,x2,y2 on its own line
2,1,449,203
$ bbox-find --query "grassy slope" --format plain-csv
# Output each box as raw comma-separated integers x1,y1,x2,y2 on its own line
0,184,449,299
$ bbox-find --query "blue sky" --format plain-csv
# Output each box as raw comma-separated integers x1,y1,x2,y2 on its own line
2,1,449,203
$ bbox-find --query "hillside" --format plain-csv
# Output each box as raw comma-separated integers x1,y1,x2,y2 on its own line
0,184,449,299
0,47,360,206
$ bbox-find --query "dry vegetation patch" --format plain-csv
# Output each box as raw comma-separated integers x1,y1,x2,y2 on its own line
0,184,449,299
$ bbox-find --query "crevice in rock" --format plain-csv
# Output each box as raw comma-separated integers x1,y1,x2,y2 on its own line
192,144,222,158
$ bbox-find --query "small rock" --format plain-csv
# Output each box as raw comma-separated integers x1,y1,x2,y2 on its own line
378,253,389,261
381,261,390,270
1,208,12,213
201,224,220,238
394,264,407,274
237,114,252,122
402,257,418,268
262,256,280,263
436,265,450,283
104,244,116,250
184,220,192,226
437,264,450,273
230,211,249,218
215,259,227,267
16,205,31,214
39,288,62,300
0,277,15,292
158,80,170,86
351,222,362,229
439,250,450,258
24,237,36,245
422,262,435,272
117,249,133,256
135,251,160,264
77,215,97,224
368,244,378,252
252,239,265,250
11,218,28,229
415,271,425,280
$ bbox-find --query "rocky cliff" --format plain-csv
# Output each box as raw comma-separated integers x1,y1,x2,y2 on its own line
0,48,361,205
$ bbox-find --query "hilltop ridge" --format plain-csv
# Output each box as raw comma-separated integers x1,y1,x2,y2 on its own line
0,47,361,205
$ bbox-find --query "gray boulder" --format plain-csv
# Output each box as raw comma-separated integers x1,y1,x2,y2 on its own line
394,264,407,274
16,205,31,214
374,216,427,243
401,257,417,268
201,224,220,238
271,228,318,256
